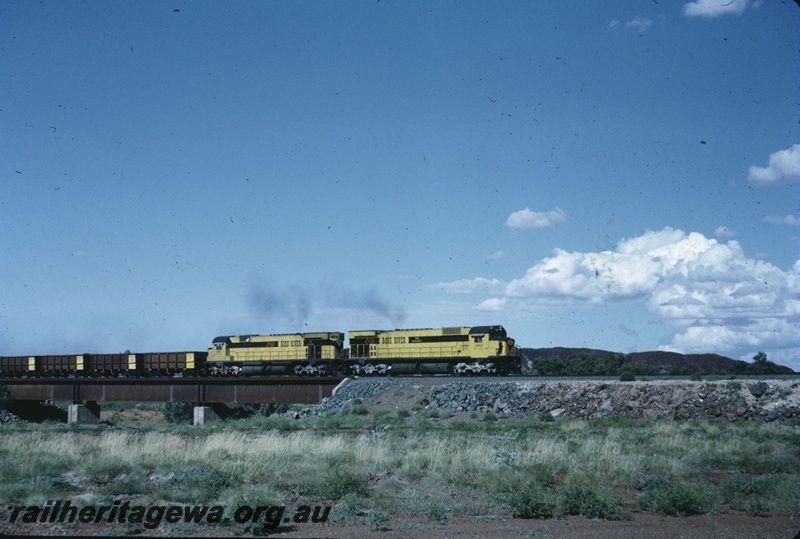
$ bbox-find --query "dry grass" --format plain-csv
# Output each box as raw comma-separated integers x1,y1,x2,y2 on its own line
0,414,798,532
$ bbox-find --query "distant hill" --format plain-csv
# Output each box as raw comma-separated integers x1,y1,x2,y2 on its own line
520,347,795,375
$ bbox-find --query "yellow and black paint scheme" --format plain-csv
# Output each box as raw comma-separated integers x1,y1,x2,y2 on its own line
347,325,520,375
207,332,344,375
0,356,38,377
0,325,519,378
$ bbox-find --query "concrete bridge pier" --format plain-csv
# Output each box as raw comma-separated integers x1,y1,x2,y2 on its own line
193,405,226,425
67,401,100,425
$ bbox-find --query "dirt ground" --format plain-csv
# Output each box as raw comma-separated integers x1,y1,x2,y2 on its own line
99,407,164,423
3,512,798,538
256,512,800,539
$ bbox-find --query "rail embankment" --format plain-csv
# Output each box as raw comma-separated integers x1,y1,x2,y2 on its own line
310,379,800,421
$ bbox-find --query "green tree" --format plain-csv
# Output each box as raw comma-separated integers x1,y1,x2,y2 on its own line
753,351,768,365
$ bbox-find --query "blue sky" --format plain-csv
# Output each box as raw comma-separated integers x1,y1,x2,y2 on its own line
2,0,799,370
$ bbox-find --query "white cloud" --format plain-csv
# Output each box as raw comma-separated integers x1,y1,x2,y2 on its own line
476,298,507,312
625,16,653,33
504,245,662,302
488,251,505,260
765,215,800,226
714,226,736,238
505,207,566,230
748,144,800,185
607,19,620,30
683,0,749,17
436,227,800,361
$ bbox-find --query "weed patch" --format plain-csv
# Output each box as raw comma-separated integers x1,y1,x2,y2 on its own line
507,483,555,519
638,481,711,516
315,467,368,499
558,482,625,520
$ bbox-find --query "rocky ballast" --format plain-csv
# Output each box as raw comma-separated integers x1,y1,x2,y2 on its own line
305,379,799,422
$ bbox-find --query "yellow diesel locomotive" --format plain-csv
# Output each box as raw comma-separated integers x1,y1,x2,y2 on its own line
207,332,345,375
347,325,519,375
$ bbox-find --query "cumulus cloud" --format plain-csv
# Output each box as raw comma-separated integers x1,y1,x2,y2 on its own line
436,228,800,359
748,144,800,185
765,215,800,226
505,207,566,230
505,228,683,303
683,0,749,17
476,298,507,312
625,16,653,32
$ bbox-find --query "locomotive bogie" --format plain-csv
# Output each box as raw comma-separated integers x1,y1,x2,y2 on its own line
454,361,497,375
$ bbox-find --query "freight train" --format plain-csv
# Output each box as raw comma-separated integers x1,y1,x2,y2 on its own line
0,325,520,378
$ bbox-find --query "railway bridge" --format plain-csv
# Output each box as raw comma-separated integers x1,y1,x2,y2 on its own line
2,376,346,425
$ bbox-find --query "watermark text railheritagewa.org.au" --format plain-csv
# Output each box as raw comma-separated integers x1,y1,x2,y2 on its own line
7,500,331,530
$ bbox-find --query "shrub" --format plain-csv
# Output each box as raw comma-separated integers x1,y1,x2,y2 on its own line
225,485,280,510
639,482,710,516
558,482,624,520
82,460,135,483
200,468,244,498
105,472,148,496
258,403,289,416
423,501,450,523
163,402,194,423
531,352,634,376
367,510,387,531
351,404,369,416
507,484,554,519
316,467,367,499
331,492,365,522
168,466,243,500
224,486,282,534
